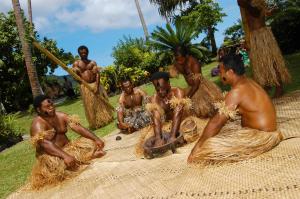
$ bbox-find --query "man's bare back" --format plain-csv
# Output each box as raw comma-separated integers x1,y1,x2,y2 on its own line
227,77,276,131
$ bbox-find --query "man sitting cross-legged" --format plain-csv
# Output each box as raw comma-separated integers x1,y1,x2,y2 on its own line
188,54,283,165
30,95,105,189
136,72,207,157
116,79,151,133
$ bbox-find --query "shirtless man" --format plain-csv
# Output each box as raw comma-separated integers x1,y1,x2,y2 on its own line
73,46,99,93
72,45,113,129
237,0,290,97
188,54,282,164
117,79,150,133
173,46,223,118
30,95,105,188
148,72,186,147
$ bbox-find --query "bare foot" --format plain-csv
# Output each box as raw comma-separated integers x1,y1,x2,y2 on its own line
92,150,106,159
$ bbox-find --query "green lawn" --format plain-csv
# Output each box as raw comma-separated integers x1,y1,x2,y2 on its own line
0,52,299,199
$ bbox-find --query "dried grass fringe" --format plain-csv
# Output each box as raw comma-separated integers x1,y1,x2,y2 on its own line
169,97,192,112
191,122,283,166
31,129,55,147
250,27,291,86
30,138,96,190
80,83,114,129
214,101,238,120
145,103,165,116
190,77,223,118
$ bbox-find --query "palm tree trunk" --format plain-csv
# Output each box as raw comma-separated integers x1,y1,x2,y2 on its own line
207,26,217,55
134,0,149,40
12,0,43,97
27,0,33,28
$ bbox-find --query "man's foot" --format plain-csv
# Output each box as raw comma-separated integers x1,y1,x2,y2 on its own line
92,150,106,159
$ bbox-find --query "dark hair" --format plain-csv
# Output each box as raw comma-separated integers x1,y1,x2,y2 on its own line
120,77,132,85
150,72,170,82
33,95,49,111
222,54,245,75
63,76,67,80
77,45,89,54
174,46,188,56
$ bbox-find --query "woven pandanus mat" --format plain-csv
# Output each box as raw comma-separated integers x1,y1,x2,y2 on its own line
8,91,300,199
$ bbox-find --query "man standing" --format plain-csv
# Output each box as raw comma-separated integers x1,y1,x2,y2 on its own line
30,95,105,189
173,47,223,118
238,0,291,97
117,79,151,133
73,45,113,129
188,55,282,165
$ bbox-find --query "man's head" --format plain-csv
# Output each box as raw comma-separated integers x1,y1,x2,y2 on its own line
33,95,55,117
150,72,171,98
63,76,67,81
174,46,188,65
219,54,245,85
78,45,89,60
121,79,134,95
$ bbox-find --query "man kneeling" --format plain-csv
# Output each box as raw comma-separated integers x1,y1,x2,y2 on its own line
30,95,105,189
136,72,206,158
116,79,151,133
188,55,283,165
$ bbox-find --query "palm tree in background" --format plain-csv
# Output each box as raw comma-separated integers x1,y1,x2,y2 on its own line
149,20,209,63
149,0,218,55
12,0,43,97
134,0,149,40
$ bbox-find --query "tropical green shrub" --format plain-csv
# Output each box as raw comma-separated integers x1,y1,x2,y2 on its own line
0,114,23,151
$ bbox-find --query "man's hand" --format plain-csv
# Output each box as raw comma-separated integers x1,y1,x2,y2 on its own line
94,139,105,150
63,155,78,168
118,122,130,130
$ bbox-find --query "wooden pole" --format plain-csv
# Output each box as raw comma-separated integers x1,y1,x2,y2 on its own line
239,7,250,48
32,40,114,109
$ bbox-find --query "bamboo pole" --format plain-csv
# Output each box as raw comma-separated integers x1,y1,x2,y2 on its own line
32,40,114,109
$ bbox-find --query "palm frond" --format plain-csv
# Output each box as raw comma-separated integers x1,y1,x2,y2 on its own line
149,21,208,62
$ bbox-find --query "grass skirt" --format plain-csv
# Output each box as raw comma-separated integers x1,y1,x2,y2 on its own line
249,27,291,86
135,116,208,158
190,121,283,166
190,78,223,118
30,138,96,190
80,83,114,129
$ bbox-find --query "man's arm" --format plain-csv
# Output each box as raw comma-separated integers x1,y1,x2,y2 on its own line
72,61,81,76
92,61,100,94
117,95,131,130
186,57,201,98
188,89,240,162
64,114,104,149
170,89,185,139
